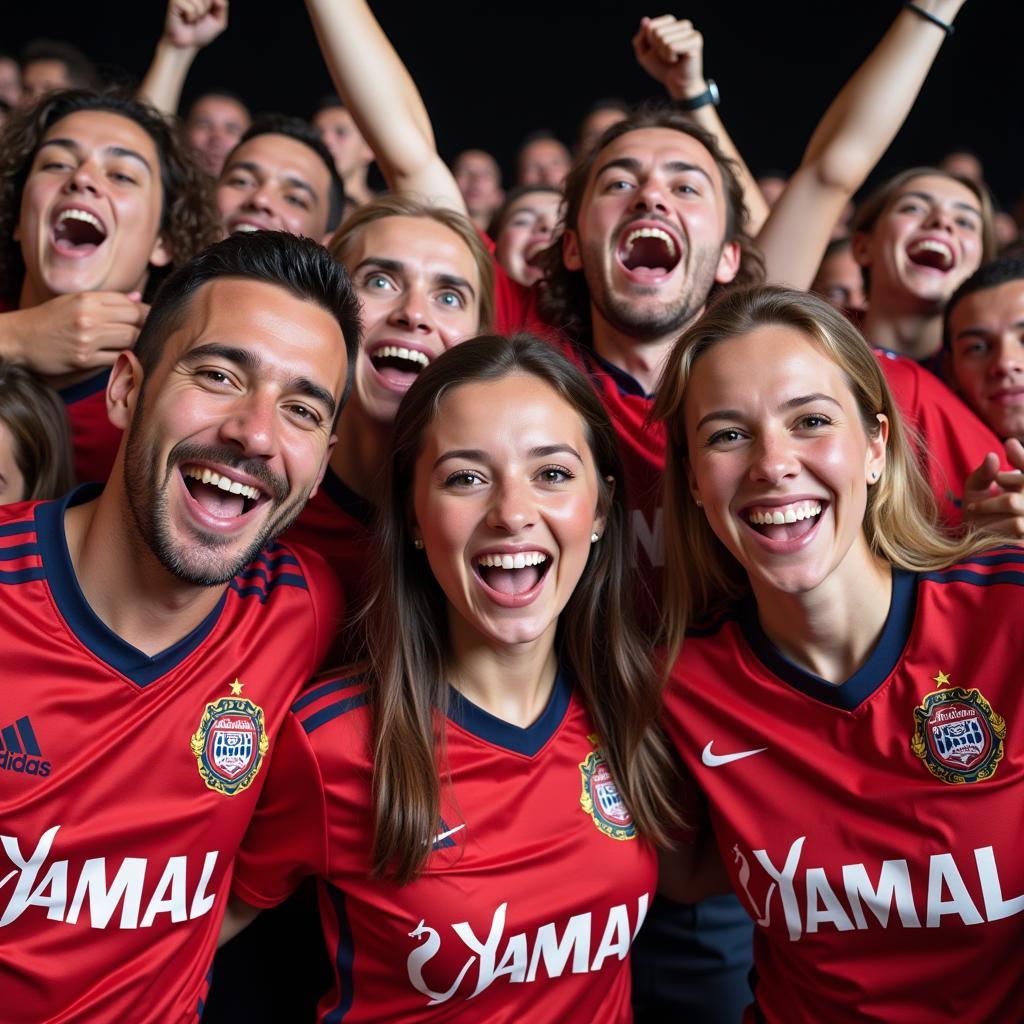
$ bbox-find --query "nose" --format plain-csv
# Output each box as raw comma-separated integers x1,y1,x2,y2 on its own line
991,335,1024,376
630,178,669,216
386,286,433,334
218,390,277,458
242,181,274,214
485,476,534,535
749,429,800,486
923,202,956,233
65,159,100,197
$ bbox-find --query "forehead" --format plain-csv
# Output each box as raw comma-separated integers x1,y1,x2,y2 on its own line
456,151,497,174
225,134,330,186
587,127,722,191
507,192,561,218
190,96,248,124
887,174,980,211
522,139,567,162
348,214,479,284
24,59,70,84
312,106,354,131
950,279,1024,330
40,110,159,165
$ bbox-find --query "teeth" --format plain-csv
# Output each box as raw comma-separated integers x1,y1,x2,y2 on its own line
181,466,260,501
907,239,953,266
376,345,430,367
56,208,105,234
624,227,677,257
747,502,822,526
231,223,262,233
476,552,548,568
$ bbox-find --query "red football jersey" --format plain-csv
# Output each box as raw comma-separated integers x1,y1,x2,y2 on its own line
873,348,1006,525
57,369,123,485
233,672,657,1023
663,555,1024,1023
0,487,344,1023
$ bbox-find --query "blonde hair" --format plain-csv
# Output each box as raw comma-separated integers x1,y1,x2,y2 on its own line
328,194,495,333
652,285,1007,665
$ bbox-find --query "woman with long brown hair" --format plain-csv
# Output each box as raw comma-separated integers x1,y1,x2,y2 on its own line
223,334,679,1022
653,285,1023,1023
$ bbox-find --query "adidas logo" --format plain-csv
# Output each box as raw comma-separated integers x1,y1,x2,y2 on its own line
0,716,52,777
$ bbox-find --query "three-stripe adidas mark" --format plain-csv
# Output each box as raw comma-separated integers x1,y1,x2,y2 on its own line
0,716,52,777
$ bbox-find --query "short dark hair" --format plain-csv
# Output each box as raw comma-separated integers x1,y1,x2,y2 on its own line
311,93,346,116
134,232,362,413
21,39,97,89
229,114,346,232
943,257,1024,351
186,89,251,121
0,88,221,304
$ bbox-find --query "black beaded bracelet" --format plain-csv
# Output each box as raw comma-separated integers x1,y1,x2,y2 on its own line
904,2,955,36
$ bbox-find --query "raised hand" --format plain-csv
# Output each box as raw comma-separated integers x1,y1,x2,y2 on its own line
963,439,1024,537
163,0,229,50
632,15,706,103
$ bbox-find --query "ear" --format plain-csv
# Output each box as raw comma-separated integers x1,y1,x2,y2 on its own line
562,228,582,271
850,231,872,270
307,433,336,500
685,459,702,509
866,413,889,483
106,351,145,429
714,240,741,285
592,473,616,539
149,232,173,269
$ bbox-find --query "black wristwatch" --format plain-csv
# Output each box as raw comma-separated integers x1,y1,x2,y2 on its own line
677,79,719,111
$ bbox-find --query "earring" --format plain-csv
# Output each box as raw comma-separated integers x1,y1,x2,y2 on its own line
591,532,600,543
694,498,703,507
413,538,424,549
869,470,879,482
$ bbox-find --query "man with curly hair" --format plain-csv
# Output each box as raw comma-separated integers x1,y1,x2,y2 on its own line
0,88,222,484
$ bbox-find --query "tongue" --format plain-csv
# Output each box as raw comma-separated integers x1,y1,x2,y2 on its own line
758,516,818,542
372,357,421,388
481,565,541,595
188,480,245,519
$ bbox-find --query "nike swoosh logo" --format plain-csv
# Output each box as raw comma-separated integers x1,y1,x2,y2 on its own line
433,824,465,845
701,742,767,767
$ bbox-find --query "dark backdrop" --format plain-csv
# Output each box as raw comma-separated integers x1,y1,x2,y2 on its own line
4,2,1022,207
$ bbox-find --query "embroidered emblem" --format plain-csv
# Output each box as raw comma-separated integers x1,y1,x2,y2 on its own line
579,736,636,840
911,682,1005,785
190,694,269,796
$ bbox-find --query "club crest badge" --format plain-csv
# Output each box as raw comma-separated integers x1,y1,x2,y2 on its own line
911,682,1005,785
579,737,636,841
190,694,269,796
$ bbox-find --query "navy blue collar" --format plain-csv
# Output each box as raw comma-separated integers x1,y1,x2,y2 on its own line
576,336,655,401
738,569,918,711
319,466,375,526
447,669,573,756
57,368,111,405
35,485,227,687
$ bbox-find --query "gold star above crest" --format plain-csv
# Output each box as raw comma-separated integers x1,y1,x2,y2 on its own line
230,678,244,696
933,671,951,688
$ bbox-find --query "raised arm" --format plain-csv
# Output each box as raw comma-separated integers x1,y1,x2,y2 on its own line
138,0,229,115
758,0,966,289
304,0,466,212
633,15,769,234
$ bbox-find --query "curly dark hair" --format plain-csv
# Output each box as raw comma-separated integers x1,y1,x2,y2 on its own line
536,105,765,339
0,88,222,306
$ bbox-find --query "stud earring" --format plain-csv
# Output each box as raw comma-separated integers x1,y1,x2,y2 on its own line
869,470,879,482
694,498,703,507
413,538,424,549
591,532,600,543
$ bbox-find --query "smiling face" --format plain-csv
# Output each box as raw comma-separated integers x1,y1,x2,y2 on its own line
495,190,561,287
684,325,887,599
517,138,571,188
412,373,605,649
854,174,984,309
947,279,1024,440
118,276,348,585
17,110,171,308
343,215,481,425
216,133,333,239
186,95,250,177
564,127,739,343
453,149,504,223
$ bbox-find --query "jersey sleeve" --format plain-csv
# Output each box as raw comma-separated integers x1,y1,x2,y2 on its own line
231,711,328,908
289,541,347,675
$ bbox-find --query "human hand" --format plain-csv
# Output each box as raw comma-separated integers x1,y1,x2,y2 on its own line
632,15,706,103
163,0,229,50
962,439,1024,537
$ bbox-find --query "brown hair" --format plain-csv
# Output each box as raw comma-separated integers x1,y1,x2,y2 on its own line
652,285,1007,666
850,166,998,294
328,193,495,333
537,105,765,337
366,333,679,883
0,361,74,499
0,88,222,305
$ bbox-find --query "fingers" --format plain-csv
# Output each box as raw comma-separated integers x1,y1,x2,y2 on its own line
95,293,150,326
1005,437,1024,472
962,451,1001,497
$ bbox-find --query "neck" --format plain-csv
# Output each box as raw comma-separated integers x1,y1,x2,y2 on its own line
329,398,392,501
751,554,892,685
590,303,700,395
342,168,373,207
63,479,227,657
862,288,943,361
446,614,559,728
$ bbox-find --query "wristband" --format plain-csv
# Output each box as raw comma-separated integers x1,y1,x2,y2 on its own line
903,3,954,35
677,79,719,112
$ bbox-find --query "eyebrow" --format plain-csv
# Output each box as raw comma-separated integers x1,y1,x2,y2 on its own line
226,160,317,202
695,393,841,432
354,258,476,299
432,443,583,470
956,321,1024,340
593,156,714,187
39,138,153,175
180,343,337,418
895,190,981,218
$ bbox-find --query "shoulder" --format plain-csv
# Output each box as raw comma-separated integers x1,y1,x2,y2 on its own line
231,539,342,610
919,546,1024,593
0,498,49,589
289,669,372,754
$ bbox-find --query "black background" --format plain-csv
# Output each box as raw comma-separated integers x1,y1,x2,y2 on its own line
4,2,1022,207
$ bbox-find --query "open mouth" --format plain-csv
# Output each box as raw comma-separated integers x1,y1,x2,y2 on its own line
180,465,267,520
906,239,954,272
230,221,267,235
618,225,681,277
474,550,551,597
51,208,108,255
368,343,431,389
743,500,824,542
